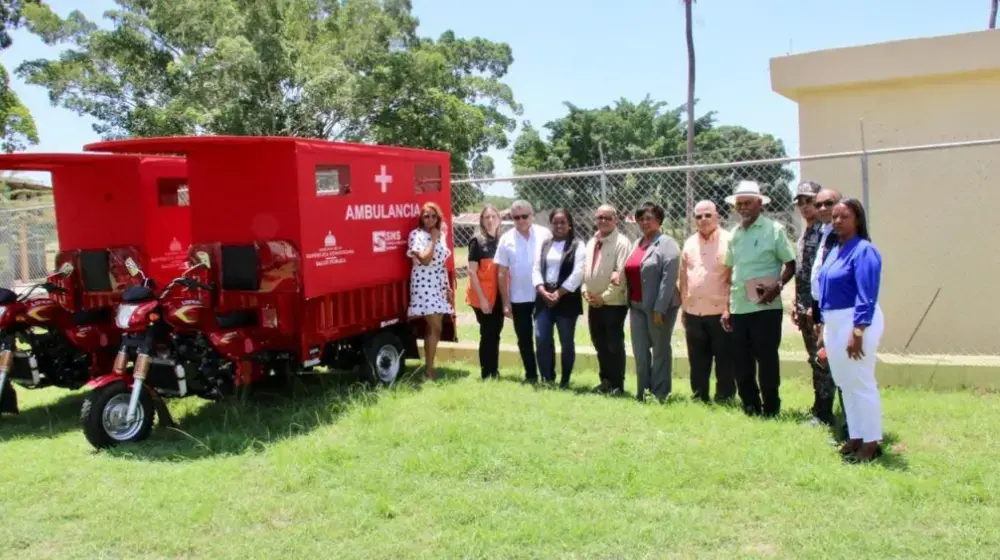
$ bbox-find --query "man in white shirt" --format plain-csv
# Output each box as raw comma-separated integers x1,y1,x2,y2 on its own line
808,187,844,432
495,200,552,383
809,188,842,321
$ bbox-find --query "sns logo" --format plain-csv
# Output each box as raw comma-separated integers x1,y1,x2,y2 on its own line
372,230,403,253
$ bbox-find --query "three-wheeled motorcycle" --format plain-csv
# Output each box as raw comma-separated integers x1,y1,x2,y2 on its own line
0,153,189,414
80,135,457,448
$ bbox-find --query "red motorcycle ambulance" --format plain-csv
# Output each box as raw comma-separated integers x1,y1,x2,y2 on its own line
79,136,457,448
0,153,189,415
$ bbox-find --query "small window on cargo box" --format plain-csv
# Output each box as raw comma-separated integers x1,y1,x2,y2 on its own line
414,164,442,193
220,245,260,291
158,178,190,207
315,165,350,196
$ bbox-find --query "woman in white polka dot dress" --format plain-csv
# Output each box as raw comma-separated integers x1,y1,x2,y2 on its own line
407,202,454,380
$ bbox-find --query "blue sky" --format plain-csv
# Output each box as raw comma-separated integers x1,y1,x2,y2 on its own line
3,0,992,185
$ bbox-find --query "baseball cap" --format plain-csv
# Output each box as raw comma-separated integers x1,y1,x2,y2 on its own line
795,181,822,199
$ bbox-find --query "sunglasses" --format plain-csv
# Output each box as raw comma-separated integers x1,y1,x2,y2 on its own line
595,215,614,222
813,200,836,209
422,213,438,219
513,214,531,220
694,213,714,220
795,197,813,206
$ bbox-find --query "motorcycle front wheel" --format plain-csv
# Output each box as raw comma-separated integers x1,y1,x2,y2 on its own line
80,381,154,450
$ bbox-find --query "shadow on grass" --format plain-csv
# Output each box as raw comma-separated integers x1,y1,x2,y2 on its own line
0,390,86,441
99,363,470,463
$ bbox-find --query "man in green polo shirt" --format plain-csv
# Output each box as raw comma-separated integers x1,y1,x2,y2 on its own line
721,180,796,417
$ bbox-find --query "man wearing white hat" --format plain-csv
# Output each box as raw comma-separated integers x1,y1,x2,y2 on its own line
721,180,797,417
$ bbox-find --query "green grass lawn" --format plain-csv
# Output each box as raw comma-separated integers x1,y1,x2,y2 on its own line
2,365,999,558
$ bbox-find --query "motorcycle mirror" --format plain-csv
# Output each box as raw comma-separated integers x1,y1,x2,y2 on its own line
195,251,211,268
124,257,141,277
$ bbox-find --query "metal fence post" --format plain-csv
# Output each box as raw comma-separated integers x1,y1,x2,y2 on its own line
859,120,871,229
598,140,608,204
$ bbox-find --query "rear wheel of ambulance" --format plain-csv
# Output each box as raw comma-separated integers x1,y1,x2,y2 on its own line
80,381,154,450
362,331,404,386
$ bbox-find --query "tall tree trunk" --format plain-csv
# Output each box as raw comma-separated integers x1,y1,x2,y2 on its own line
684,0,696,235
991,0,998,29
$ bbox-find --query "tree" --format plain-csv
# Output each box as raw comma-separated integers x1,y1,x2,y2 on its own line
1,0,39,49
0,66,38,152
16,0,521,207
0,0,43,153
683,0,696,234
510,97,794,236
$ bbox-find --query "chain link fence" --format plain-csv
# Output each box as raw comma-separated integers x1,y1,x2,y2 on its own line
451,152,801,251
450,150,803,285
0,205,58,288
449,139,1000,368
449,151,807,361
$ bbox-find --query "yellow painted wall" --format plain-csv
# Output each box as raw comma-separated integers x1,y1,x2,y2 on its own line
771,30,1000,356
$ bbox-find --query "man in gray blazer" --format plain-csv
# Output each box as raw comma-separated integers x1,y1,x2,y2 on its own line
623,202,682,402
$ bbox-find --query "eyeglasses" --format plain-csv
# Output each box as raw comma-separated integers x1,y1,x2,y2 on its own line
513,214,530,220
814,200,836,209
694,213,713,220
595,215,614,222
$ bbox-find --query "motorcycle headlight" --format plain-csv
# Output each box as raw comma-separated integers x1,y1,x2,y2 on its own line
115,304,138,329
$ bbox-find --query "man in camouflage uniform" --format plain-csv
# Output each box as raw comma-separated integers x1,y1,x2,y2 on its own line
793,180,837,426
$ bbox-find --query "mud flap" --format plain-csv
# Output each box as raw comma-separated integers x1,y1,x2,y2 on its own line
401,324,419,360
152,394,176,430
0,380,18,415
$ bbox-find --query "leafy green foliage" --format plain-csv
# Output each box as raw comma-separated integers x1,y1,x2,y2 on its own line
511,97,794,226
0,65,38,152
16,0,521,207
0,0,39,49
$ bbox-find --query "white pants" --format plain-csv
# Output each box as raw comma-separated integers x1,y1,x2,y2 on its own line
823,306,885,443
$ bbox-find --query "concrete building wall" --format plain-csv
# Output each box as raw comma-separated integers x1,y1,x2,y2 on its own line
771,30,1000,356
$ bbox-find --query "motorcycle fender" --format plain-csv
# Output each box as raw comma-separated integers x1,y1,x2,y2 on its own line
82,373,175,429
83,373,136,391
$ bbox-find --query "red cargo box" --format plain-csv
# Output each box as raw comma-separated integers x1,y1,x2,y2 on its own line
0,153,190,289
83,136,453,299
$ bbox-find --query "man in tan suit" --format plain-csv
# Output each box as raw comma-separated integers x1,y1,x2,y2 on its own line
583,204,632,394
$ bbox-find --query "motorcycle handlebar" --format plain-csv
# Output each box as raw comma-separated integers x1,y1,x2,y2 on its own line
169,277,214,292
42,283,67,294
16,282,65,302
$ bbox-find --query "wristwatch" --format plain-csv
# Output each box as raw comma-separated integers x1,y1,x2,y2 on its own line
853,327,865,337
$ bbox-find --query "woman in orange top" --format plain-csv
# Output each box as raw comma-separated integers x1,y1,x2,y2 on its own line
466,204,503,379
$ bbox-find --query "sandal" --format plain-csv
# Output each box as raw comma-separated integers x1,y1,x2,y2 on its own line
839,439,862,456
853,443,883,463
